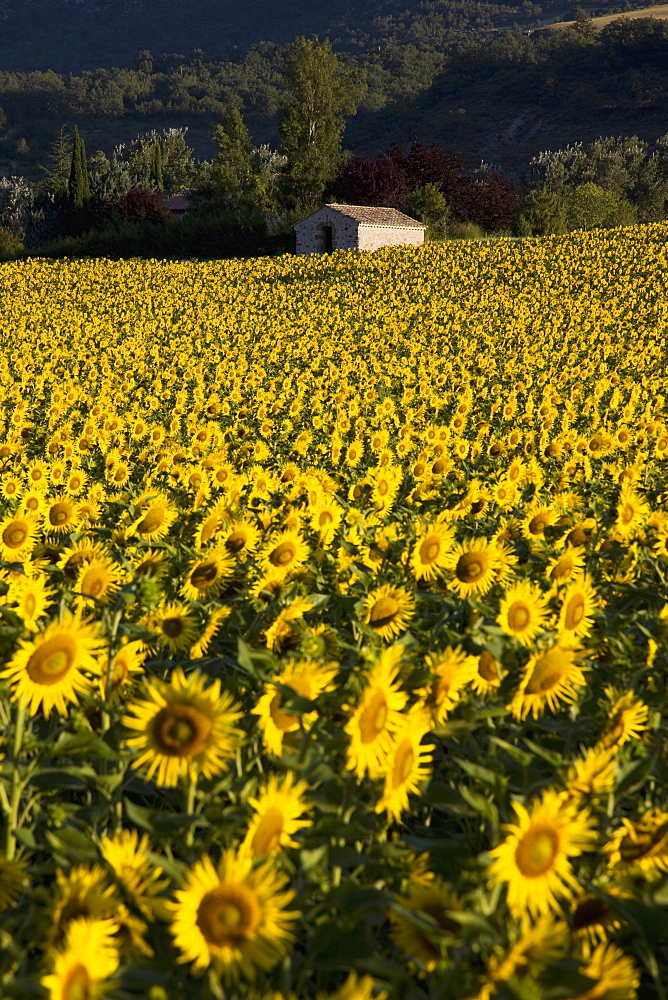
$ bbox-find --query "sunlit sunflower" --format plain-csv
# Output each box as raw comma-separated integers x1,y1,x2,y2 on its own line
43,494,81,535
5,573,55,630
123,667,242,787
0,612,101,717
131,548,169,581
41,917,119,1000
521,501,559,543
48,865,121,948
75,556,123,610
558,576,599,640
222,518,260,560
19,488,47,517
241,772,310,858
65,467,88,496
572,943,640,1000
344,645,408,779
563,746,617,807
570,884,630,957
26,459,50,492
0,855,28,913
0,513,38,562
422,645,478,724
144,602,199,655
411,520,454,581
260,529,309,578
264,596,313,653
497,580,550,646
310,499,344,546
130,493,178,541
190,606,231,659
181,548,234,602
509,640,587,721
545,546,586,588
375,710,434,822
444,537,499,598
598,688,648,749
168,849,299,980
470,648,504,698
362,584,415,640
390,879,464,972
488,789,597,922
318,972,389,1000
100,828,168,918
605,808,668,877
486,916,569,989
614,488,650,541
101,639,146,701
253,659,338,756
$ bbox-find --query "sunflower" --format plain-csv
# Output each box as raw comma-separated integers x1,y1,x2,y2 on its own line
168,849,298,981
1,474,23,500
123,668,242,787
558,576,599,640
497,580,550,646
75,556,123,610
570,885,630,957
0,513,38,562
41,917,119,1000
411,520,454,581
375,710,434,822
571,943,640,1000
144,602,199,655
190,607,231,659
521,501,559,542
130,493,178,541
604,809,668,877
102,639,146,701
422,645,478,724
253,659,338,756
486,916,569,989
470,649,504,698
310,499,344,545
318,972,389,1000
509,640,587,721
390,879,464,972
26,459,49,491
614,489,650,541
488,789,597,922
260,529,310,579
65,467,88,496
181,548,234,602
344,645,408,779
19,488,47,517
545,547,586,587
5,573,55,630
99,829,168,918
241,772,310,858
0,612,101,717
44,494,81,535
48,865,121,949
0,855,28,913
131,547,169,581
444,537,499,598
564,746,617,807
264,596,313,653
598,688,648,749
362,584,415,640
370,465,402,515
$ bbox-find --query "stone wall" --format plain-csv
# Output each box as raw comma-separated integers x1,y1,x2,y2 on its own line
357,226,425,251
294,207,358,255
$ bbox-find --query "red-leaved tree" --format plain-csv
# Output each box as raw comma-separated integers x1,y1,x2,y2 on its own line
109,186,172,224
327,155,407,210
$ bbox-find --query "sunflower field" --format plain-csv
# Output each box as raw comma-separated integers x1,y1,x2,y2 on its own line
1,225,668,1000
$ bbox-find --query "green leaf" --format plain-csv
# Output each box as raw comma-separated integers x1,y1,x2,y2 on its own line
52,730,118,761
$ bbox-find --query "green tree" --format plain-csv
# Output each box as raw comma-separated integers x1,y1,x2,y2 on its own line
406,182,449,237
210,107,264,211
67,126,91,234
149,142,164,191
41,127,73,194
522,187,567,235
565,182,637,230
278,36,366,213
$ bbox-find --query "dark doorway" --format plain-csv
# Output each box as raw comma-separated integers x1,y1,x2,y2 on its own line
323,225,333,252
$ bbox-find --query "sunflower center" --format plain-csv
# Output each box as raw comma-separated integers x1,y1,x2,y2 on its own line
200,516,219,545
423,900,461,934
224,531,246,555
568,527,588,546
3,522,29,548
392,740,415,788
250,806,284,856
564,595,585,631
191,563,218,589
507,602,531,631
49,504,71,526
137,508,165,534
621,504,635,525
359,689,388,743
550,555,573,581
478,650,499,683
515,827,559,877
368,596,399,629
420,537,441,564
525,651,569,694
269,693,298,732
528,515,548,535
62,962,92,1000
572,895,608,930
27,635,76,685
152,703,212,757
270,541,297,567
456,552,487,583
318,510,333,526
162,616,185,638
81,570,107,597
196,884,261,948
23,594,37,617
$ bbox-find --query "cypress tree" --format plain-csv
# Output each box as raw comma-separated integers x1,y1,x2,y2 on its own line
67,127,91,233
150,142,164,191
211,107,263,211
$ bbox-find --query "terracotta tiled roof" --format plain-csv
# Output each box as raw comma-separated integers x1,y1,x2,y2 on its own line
165,190,193,212
324,204,426,228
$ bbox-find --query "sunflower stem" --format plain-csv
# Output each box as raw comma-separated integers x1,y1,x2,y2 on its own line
5,702,26,860
101,606,123,733
185,776,197,847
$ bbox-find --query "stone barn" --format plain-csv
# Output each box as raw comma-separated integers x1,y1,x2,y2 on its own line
294,204,426,255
